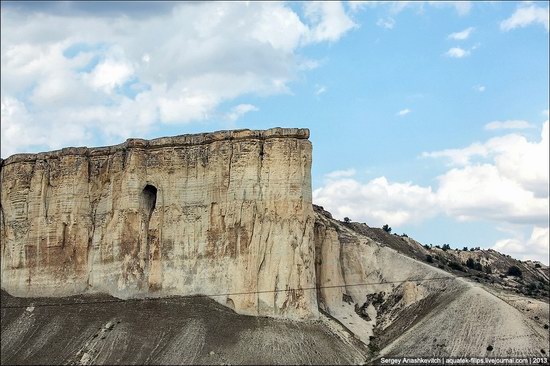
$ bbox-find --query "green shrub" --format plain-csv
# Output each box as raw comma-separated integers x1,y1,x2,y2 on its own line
507,265,523,277
449,261,464,272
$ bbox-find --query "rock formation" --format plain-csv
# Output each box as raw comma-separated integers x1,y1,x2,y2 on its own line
313,205,549,359
2,127,548,362
0,128,317,319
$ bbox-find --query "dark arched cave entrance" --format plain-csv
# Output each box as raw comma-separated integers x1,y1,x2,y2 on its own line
139,184,159,291
141,184,157,219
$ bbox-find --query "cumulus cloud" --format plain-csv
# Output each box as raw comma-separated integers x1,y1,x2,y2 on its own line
424,122,549,196
473,85,486,92
349,1,471,15
313,176,438,227
493,226,549,263
225,104,259,122
501,3,549,32
0,1,357,157
314,120,549,262
303,2,357,43
484,120,533,130
436,163,548,225
448,27,474,40
445,47,470,58
429,1,472,16
397,108,411,116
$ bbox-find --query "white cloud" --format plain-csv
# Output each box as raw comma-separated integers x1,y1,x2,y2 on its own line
313,176,438,227
314,120,549,262
448,27,474,40
348,1,385,13
436,163,548,225
349,1,472,16
303,2,357,43
376,17,395,29
315,85,327,95
493,226,549,264
325,168,357,179
501,3,549,32
543,109,549,117
473,85,486,92
225,104,259,122
423,122,549,197
445,47,470,58
436,1,472,16
397,108,411,116
422,142,488,166
484,120,533,130
85,59,134,94
0,2,357,157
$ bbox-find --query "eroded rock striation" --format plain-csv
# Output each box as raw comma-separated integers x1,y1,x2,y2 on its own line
0,128,317,319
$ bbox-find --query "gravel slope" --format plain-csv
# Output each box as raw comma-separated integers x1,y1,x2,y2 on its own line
1,291,366,365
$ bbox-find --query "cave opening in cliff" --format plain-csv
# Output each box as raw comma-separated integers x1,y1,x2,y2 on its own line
142,184,157,218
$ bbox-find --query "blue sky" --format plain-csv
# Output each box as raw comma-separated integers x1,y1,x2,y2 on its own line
1,1,548,263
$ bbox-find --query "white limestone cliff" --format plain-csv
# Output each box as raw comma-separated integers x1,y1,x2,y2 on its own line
0,128,317,319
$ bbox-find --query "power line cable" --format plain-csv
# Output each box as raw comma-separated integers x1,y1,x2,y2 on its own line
1,273,475,309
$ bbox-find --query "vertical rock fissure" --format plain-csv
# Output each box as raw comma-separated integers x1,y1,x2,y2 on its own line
140,184,157,290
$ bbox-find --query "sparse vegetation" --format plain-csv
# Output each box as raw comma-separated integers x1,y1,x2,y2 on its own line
507,265,523,277
463,246,468,251
382,224,392,233
449,261,464,272
465,259,483,271
535,263,541,268
442,244,450,251
526,282,538,295
343,217,351,224
426,255,434,263
423,244,431,250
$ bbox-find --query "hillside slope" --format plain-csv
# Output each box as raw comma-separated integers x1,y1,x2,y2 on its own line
1,290,366,365
313,205,549,361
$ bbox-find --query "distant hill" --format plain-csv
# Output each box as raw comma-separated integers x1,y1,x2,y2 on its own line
318,205,549,302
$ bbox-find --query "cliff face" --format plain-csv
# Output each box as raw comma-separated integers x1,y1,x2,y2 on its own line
0,128,317,319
